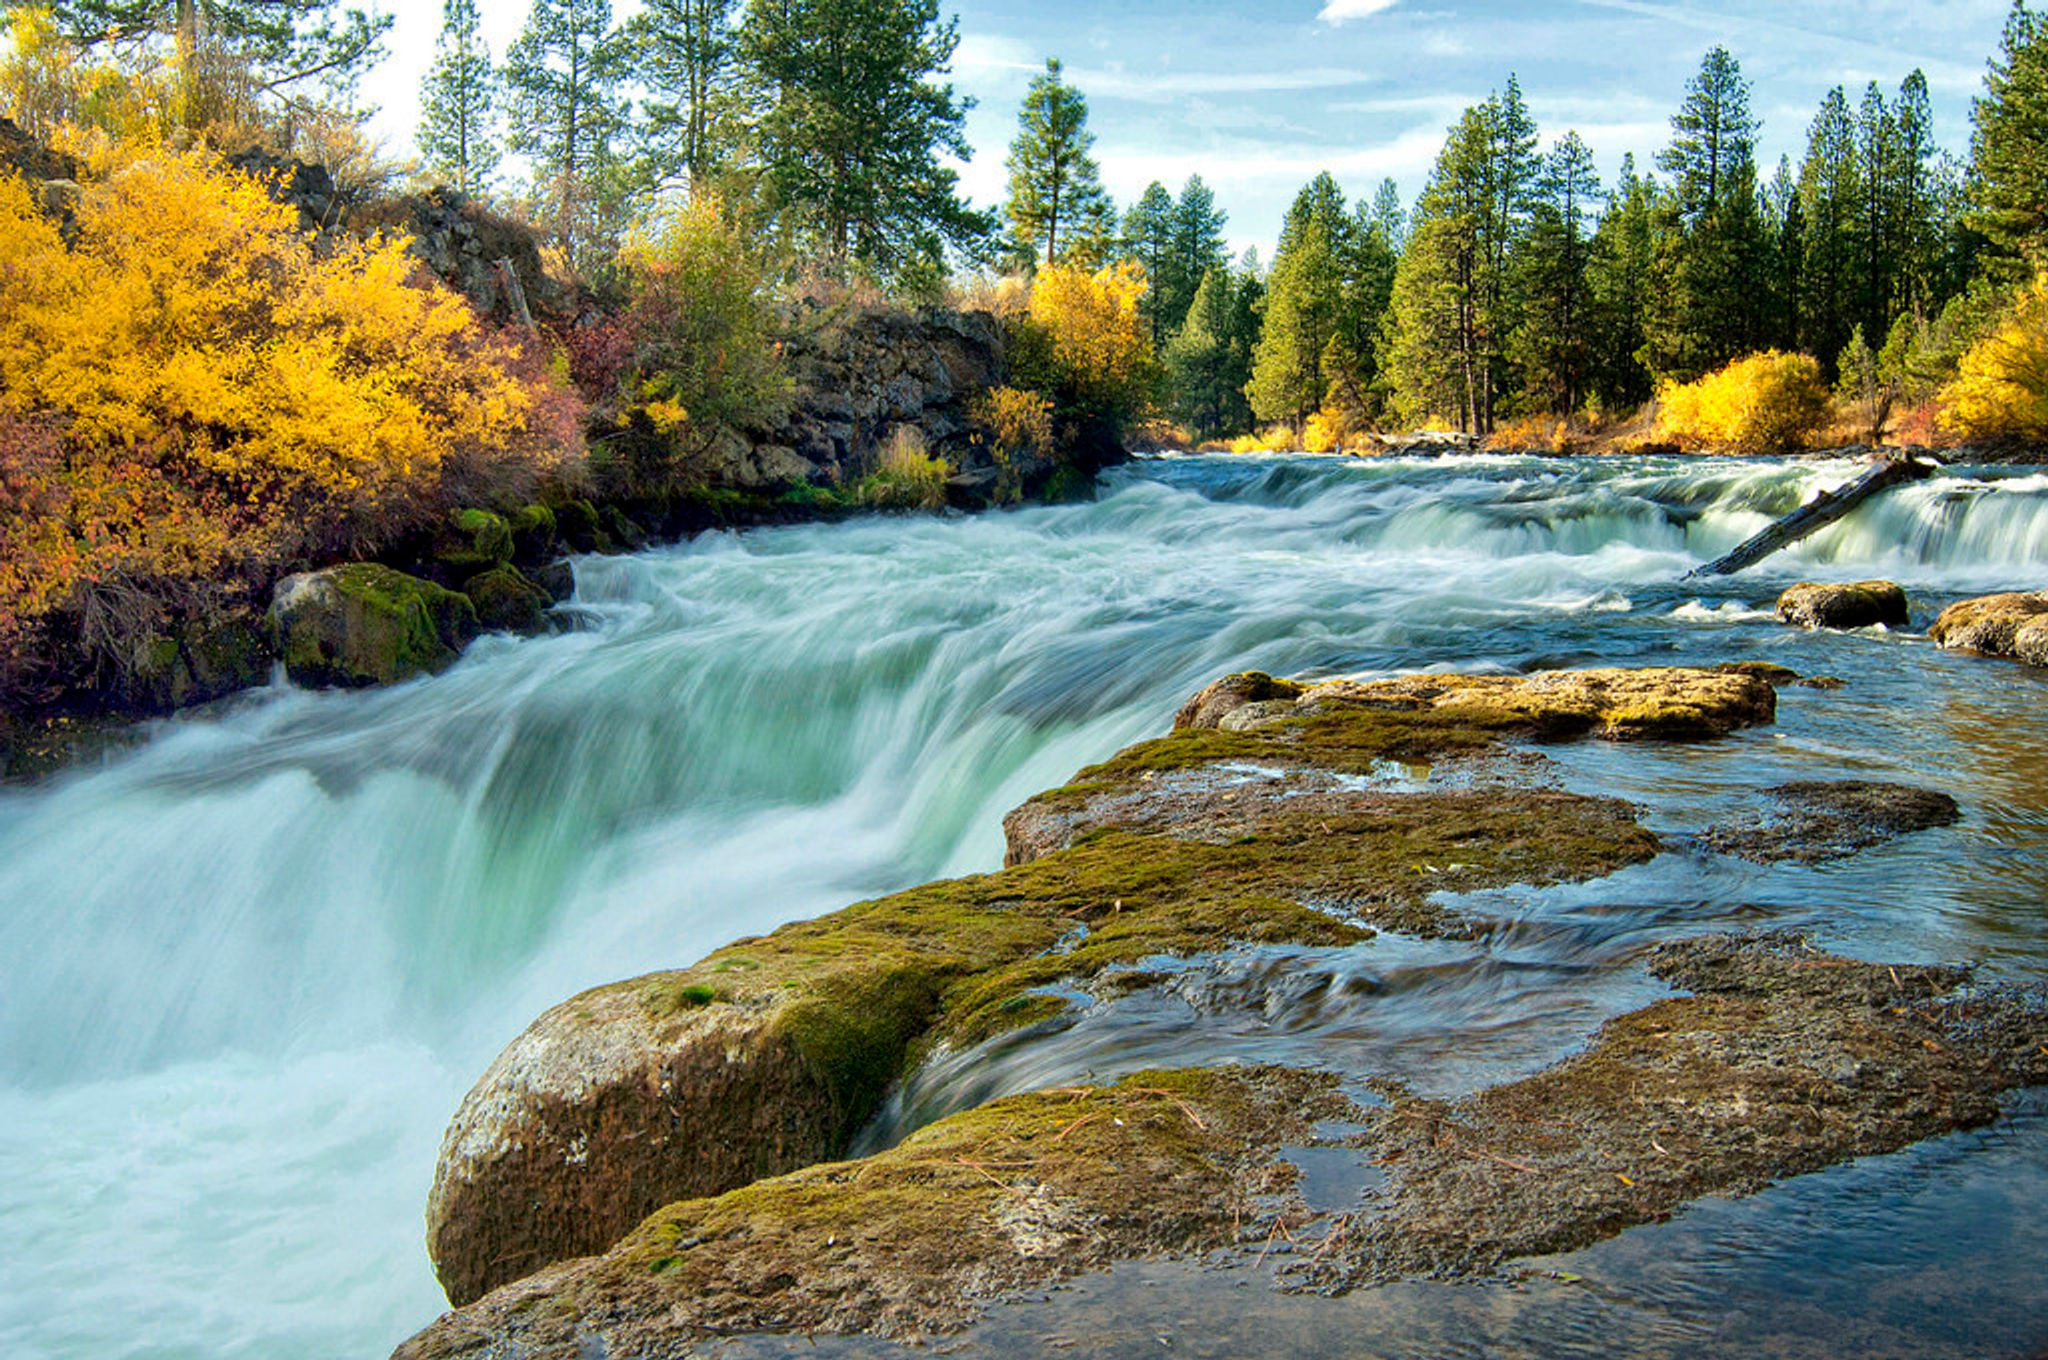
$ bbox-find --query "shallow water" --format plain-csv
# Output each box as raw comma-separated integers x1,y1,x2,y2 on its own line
2,453,2044,1358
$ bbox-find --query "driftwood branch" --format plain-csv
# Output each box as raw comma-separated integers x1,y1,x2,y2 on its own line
1687,456,1934,579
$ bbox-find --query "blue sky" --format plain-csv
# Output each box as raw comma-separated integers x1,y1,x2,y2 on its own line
362,0,2016,257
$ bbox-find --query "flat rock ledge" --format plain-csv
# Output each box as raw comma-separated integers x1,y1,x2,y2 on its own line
419,666,1773,1313
397,934,2048,1358
1776,580,1909,630
1930,591,2048,666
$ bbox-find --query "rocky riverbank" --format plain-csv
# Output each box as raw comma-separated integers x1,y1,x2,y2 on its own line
394,661,2043,1357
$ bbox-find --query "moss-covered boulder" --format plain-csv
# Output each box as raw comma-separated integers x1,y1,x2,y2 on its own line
462,566,552,634
120,614,273,713
506,504,557,566
421,666,1774,1310
433,508,515,578
1930,591,2048,665
1776,579,1910,630
553,498,602,554
397,934,2048,1358
268,564,478,689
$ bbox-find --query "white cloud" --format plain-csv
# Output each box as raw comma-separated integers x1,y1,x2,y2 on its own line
1319,0,1402,21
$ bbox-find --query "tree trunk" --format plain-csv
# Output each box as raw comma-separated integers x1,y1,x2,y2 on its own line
1688,456,1933,578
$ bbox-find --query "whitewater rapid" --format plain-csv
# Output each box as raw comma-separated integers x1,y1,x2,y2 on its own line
2,453,2045,1358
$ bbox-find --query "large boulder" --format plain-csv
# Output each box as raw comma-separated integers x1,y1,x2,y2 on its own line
1776,580,1909,630
267,564,477,688
1930,591,2048,666
426,980,867,1308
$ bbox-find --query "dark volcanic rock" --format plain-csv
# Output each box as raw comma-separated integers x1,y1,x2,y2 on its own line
1701,780,1961,864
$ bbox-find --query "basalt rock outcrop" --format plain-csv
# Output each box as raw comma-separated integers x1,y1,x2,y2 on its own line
415,666,1770,1313
1776,579,1910,630
398,660,2045,1357
1930,591,2048,667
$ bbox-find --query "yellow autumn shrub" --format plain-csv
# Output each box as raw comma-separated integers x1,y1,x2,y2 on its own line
1011,260,1156,437
1659,351,1830,455
1941,274,2048,442
0,149,582,676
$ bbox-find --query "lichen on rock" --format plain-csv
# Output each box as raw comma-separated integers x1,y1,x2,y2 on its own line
1930,591,2048,666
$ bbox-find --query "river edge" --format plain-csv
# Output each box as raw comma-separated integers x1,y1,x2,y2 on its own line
12,443,2044,788
394,662,2048,1357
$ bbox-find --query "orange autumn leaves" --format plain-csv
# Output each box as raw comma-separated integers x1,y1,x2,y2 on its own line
0,150,581,667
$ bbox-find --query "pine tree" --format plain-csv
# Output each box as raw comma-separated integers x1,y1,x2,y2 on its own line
1641,47,1769,381
505,0,628,269
1164,267,1248,437
1167,175,1229,332
1659,45,1756,222
627,0,744,193
741,0,989,270
1248,173,1350,429
1384,108,1491,430
1512,131,1601,414
1889,70,1940,315
1584,155,1658,407
1369,177,1407,254
1763,155,1804,350
1124,182,1177,342
1004,57,1113,269
418,0,499,194
1799,85,1863,375
1969,1,2048,276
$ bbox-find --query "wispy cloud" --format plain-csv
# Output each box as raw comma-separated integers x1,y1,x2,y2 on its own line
1320,0,1403,22
1068,64,1377,102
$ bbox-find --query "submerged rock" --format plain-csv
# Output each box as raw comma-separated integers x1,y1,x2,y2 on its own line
1775,579,1909,630
267,564,477,689
1701,780,1961,864
1930,591,2048,666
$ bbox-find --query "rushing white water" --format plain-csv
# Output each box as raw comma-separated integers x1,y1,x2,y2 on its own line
2,453,2045,1359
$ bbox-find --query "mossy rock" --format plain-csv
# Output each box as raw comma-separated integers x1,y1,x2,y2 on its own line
116,614,273,714
464,566,552,634
433,508,514,577
507,504,557,567
554,499,602,554
268,563,478,689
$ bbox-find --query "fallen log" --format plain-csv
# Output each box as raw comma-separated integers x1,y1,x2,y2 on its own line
1687,456,1934,578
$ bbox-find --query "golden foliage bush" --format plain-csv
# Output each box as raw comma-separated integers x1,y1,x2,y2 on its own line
1010,260,1156,438
1941,274,2048,443
974,386,1054,457
1658,351,1830,455
0,150,583,684
1227,426,1299,454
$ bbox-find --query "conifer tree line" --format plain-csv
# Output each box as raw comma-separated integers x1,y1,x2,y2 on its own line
409,0,988,277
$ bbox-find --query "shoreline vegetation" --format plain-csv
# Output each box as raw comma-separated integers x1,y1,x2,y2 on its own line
7,2,2048,750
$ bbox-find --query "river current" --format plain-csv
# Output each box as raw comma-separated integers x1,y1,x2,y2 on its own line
2,453,2045,1358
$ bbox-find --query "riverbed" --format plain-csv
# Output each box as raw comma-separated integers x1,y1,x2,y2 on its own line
3,453,2044,1358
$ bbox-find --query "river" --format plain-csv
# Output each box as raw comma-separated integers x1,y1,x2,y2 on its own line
2,453,2045,1358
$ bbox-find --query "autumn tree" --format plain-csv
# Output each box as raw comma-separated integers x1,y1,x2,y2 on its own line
418,0,499,194
741,0,989,273
1005,57,1114,270
504,0,629,271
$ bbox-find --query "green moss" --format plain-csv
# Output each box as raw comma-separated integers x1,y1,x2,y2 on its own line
464,566,551,634
554,499,602,552
279,563,477,688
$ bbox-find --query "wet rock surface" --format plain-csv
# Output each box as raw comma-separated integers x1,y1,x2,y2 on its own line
395,665,2046,1358
1700,780,1962,864
1930,591,2048,666
1776,580,1910,630
1301,933,2048,1288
